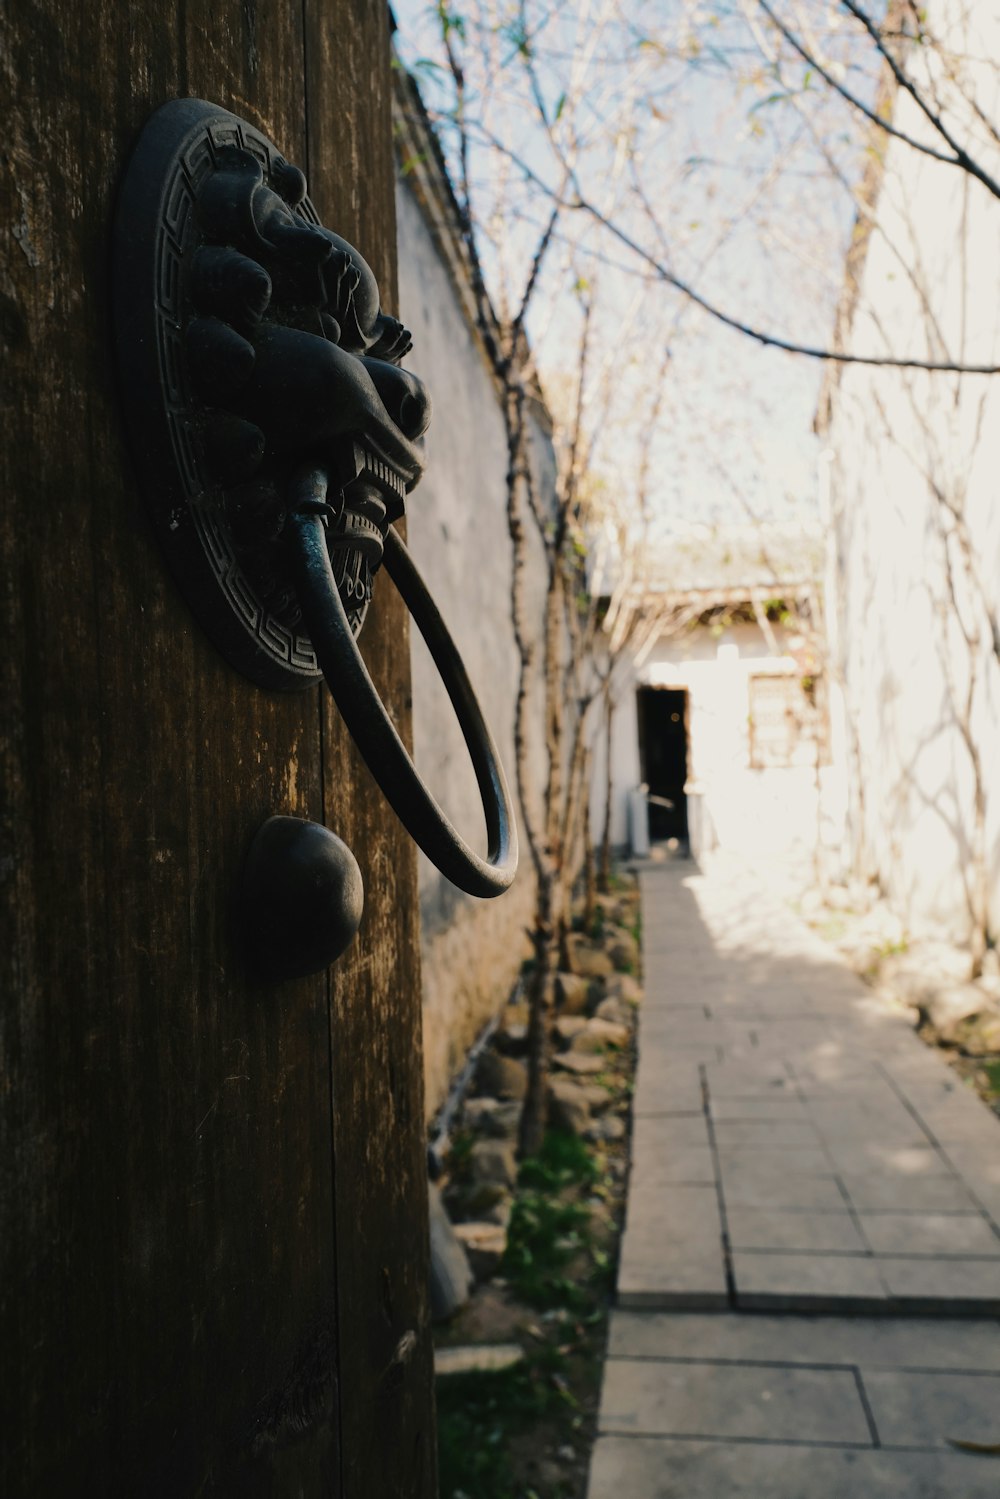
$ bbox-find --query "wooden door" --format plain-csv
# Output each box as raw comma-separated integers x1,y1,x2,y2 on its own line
1,3,436,1493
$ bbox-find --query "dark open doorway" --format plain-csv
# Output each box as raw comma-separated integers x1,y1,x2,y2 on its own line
637,687,689,844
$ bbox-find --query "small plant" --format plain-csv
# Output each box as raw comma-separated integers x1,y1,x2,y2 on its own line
447,1128,475,1177
519,1130,598,1192
500,1132,605,1313
435,959,631,1499
981,1060,1000,1098
437,1356,567,1499
504,1192,593,1310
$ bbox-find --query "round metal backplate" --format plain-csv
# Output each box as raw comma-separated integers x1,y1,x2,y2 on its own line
113,98,331,691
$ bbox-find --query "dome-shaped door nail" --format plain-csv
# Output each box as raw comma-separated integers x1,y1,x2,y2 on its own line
242,816,364,980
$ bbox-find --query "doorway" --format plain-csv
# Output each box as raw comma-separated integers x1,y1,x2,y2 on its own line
637,687,689,844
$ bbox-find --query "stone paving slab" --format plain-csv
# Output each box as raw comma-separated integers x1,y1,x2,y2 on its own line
591,1310,1000,1497
876,1256,1000,1311
619,1186,728,1309
589,859,1000,1497
723,1173,848,1212
727,1206,866,1252
588,1437,1000,1498
599,1357,872,1443
630,1143,717,1187
860,1211,1000,1256
708,1094,811,1120
862,1368,1000,1449
623,862,1000,1313
732,1249,891,1310
607,1310,1000,1367
839,1172,983,1214
712,1118,822,1146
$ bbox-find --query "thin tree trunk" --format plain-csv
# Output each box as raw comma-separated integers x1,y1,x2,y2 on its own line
583,790,596,935
598,684,614,891
518,874,554,1159
813,719,827,896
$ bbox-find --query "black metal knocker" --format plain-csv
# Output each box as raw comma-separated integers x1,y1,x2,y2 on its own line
112,98,517,969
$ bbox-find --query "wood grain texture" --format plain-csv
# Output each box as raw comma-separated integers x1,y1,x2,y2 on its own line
1,2,432,1494
305,4,439,1495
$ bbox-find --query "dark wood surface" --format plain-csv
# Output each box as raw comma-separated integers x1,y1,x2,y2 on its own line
305,7,439,1495
1,2,435,1493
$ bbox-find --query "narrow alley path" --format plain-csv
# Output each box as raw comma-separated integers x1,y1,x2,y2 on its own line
588,860,1000,1497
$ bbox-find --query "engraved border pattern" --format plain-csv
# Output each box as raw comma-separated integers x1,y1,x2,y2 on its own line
154,114,323,679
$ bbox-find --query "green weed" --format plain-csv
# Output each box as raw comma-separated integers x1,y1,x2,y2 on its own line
981,1060,1000,1097
437,1354,566,1499
519,1130,598,1192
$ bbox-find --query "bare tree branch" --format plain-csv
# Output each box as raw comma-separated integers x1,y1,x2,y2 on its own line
755,0,962,174
461,119,1000,374
839,0,1000,202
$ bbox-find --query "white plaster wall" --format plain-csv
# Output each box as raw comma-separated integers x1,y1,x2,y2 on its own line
593,621,845,865
395,177,551,1114
822,6,1000,944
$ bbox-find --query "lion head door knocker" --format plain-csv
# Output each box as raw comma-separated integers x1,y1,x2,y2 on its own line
113,99,516,976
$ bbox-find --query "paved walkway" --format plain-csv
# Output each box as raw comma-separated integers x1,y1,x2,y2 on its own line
588,859,1000,1497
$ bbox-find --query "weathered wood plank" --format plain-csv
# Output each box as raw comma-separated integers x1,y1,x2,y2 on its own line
0,0,408,1491
304,4,439,1495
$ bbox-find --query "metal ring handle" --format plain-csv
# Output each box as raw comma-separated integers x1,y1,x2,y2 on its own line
286,469,518,898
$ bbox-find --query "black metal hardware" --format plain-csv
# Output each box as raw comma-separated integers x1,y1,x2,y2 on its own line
113,99,517,931
242,817,364,980
286,468,516,900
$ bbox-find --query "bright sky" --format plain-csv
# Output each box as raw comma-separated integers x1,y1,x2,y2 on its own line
391,1,873,546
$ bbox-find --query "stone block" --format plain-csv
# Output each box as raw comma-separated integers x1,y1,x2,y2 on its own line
475,1050,528,1101
569,1018,629,1054
579,1081,616,1115
595,996,630,1025
484,1193,513,1229
435,1343,524,1376
454,1179,507,1216
566,935,614,980
607,929,639,973
587,1114,626,1145
469,1139,518,1189
477,1099,522,1139
453,1220,508,1280
462,1096,501,1130
552,1050,606,1077
553,1015,587,1045
956,1014,1000,1054
548,1076,593,1136
428,1181,472,1322
924,983,993,1039
494,1020,529,1056
603,974,642,1007
554,970,590,1015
